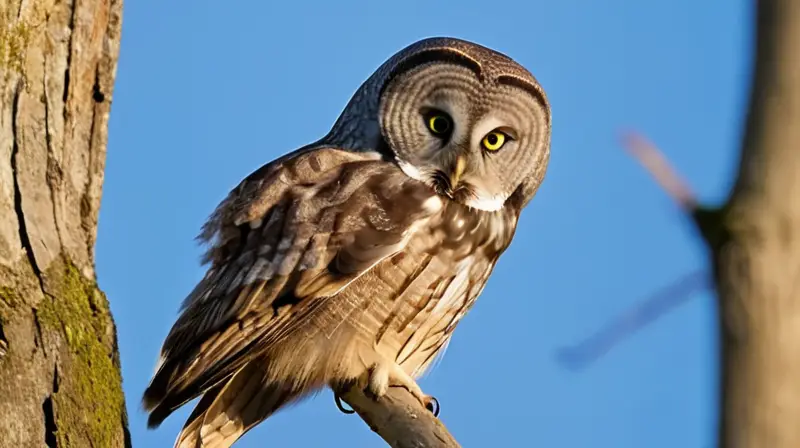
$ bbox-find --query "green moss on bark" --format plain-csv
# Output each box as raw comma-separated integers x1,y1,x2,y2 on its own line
0,286,19,329
36,259,127,447
0,286,20,307
0,2,49,86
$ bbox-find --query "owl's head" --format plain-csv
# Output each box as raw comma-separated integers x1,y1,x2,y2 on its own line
322,37,551,211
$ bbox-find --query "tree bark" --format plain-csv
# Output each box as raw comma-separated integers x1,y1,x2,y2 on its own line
709,1,800,446
0,0,126,446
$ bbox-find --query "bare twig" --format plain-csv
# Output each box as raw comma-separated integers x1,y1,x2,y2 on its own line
555,131,709,371
556,270,708,370
339,386,460,448
621,132,698,210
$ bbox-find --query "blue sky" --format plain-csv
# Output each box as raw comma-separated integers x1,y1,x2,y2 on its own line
99,1,752,446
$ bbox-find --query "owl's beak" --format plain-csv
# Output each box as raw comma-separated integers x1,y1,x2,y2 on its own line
450,155,466,188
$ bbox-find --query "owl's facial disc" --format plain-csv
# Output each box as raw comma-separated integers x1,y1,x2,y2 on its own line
394,106,517,211
455,114,525,210
377,45,550,211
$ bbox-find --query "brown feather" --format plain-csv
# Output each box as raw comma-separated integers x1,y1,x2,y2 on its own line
143,147,451,424
144,35,552,448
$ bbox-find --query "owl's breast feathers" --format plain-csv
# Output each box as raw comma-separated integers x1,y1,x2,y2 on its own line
143,146,519,428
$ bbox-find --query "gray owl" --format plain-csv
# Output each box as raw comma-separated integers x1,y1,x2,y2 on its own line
143,37,551,447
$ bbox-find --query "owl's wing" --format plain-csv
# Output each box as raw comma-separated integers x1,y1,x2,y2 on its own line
143,146,443,426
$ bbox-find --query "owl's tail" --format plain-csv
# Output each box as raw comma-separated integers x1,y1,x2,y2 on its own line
170,362,299,448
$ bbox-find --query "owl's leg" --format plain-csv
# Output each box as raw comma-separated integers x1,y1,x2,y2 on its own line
365,360,440,416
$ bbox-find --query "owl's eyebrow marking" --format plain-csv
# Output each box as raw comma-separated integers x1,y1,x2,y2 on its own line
381,48,484,94
496,74,550,119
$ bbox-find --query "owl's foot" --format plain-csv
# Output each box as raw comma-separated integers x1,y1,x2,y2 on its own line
334,393,355,414
366,361,440,417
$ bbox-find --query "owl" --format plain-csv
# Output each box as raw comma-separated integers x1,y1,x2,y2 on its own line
143,37,551,447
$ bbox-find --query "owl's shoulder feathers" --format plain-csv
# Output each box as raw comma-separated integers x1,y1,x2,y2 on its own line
143,146,453,426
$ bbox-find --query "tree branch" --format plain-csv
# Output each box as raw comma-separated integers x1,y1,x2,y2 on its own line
621,132,698,210
600,2,800,446
339,385,460,448
552,130,711,371
556,270,708,370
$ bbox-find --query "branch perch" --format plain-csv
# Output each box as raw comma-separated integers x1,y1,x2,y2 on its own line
338,385,460,448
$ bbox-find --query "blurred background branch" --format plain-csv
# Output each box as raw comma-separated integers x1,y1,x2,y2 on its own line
556,269,707,371
557,1,800,446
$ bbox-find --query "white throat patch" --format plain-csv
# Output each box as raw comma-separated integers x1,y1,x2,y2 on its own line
464,194,506,211
397,158,506,212
397,158,425,181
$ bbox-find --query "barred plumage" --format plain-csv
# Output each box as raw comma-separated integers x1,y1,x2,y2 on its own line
144,36,550,448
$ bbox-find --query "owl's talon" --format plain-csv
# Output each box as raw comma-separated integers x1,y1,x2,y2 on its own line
425,395,440,417
334,393,355,414
362,385,379,401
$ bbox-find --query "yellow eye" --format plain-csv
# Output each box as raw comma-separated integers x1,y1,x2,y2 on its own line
427,114,451,135
482,131,507,151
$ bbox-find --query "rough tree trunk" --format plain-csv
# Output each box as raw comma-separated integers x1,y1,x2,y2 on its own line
709,0,800,446
0,0,126,446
